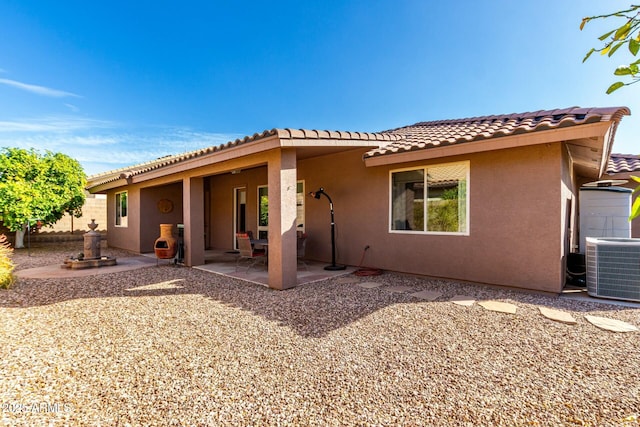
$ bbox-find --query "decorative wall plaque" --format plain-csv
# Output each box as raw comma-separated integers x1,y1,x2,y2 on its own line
157,199,174,214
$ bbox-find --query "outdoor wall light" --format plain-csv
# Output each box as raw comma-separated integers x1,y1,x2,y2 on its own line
309,187,346,271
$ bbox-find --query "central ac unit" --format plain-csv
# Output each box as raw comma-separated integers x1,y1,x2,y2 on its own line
586,237,640,302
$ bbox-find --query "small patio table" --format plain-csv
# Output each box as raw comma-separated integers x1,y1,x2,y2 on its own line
250,239,268,258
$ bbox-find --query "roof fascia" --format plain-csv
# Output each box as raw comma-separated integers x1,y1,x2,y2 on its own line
279,138,383,148
598,127,611,178
89,178,131,193
363,122,613,167
134,136,383,183
87,136,385,192
88,135,282,191
598,123,617,178
132,136,281,183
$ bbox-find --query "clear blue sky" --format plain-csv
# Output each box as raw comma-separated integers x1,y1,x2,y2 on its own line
0,1,638,175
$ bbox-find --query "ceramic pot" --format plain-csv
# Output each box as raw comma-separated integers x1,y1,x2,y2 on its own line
154,224,177,259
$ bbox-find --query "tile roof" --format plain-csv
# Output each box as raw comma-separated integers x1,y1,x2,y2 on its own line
87,106,630,190
87,129,279,183
364,106,630,158
87,128,399,187
607,153,640,174
275,128,401,141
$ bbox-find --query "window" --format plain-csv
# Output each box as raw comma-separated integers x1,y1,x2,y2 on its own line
390,162,468,234
258,186,269,239
257,181,305,239
115,191,128,227
296,181,305,232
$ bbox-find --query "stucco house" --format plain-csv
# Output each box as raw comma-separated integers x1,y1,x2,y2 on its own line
86,106,630,293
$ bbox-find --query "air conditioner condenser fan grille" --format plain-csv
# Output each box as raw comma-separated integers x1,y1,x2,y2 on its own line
586,238,640,302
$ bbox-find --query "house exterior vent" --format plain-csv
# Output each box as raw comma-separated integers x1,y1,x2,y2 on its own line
586,237,640,302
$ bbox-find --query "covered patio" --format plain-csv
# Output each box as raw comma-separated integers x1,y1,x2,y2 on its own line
190,249,356,287
89,128,391,291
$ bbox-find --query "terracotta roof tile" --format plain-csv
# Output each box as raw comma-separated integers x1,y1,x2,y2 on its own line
86,106,630,190
87,129,280,186
86,127,400,188
364,106,630,159
607,153,640,174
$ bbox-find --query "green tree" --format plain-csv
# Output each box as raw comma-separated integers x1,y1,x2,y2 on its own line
0,148,86,247
581,5,640,94
581,6,640,221
0,234,14,288
631,176,640,222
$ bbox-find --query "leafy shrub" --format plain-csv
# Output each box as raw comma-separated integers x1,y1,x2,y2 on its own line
0,234,15,289
428,199,459,232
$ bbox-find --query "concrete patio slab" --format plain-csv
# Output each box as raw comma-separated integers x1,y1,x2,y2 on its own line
194,253,355,287
585,315,638,332
410,290,442,301
539,307,577,325
15,248,355,288
450,295,476,307
478,301,517,314
15,256,157,279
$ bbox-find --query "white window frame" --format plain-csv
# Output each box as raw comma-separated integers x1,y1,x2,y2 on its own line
115,191,128,227
296,180,305,233
257,185,269,239
233,186,247,249
389,161,469,236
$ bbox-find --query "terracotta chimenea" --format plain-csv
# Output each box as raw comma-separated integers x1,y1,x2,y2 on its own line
154,224,178,259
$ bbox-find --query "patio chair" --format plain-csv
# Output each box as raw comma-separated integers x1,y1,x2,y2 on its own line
236,233,266,272
247,230,266,251
297,232,308,270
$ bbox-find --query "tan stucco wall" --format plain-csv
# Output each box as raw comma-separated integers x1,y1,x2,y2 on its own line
102,142,569,292
106,186,141,252
561,145,578,268
208,167,268,249
106,181,185,253
140,182,184,252
298,144,565,292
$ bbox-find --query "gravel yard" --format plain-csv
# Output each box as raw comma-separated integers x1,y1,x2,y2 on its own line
1,243,639,426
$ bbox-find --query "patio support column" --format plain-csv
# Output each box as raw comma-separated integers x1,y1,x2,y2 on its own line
267,148,298,290
183,176,205,266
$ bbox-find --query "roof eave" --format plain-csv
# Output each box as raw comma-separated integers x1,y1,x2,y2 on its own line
86,130,397,192
363,122,614,168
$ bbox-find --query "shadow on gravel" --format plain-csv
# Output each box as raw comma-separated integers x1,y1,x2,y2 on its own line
2,254,638,338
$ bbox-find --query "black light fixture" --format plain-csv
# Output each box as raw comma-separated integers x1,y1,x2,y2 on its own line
309,187,346,271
